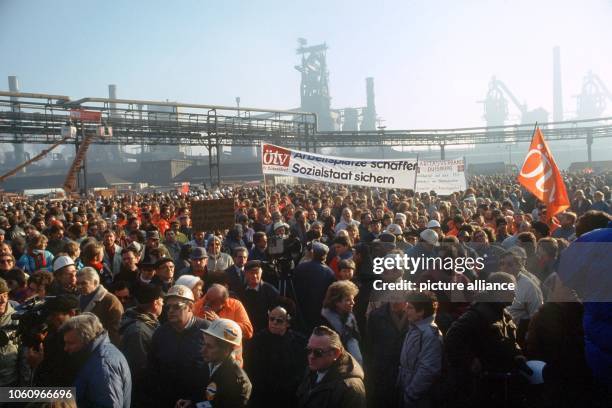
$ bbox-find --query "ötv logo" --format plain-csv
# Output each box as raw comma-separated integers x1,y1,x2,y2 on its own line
262,145,291,167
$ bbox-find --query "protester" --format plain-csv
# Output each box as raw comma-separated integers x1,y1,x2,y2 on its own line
147,284,210,407
27,295,80,387
176,319,252,407
76,267,124,345
321,280,363,365
397,291,443,408
0,278,18,387
296,325,366,408
245,305,307,407
119,283,164,407
60,313,131,408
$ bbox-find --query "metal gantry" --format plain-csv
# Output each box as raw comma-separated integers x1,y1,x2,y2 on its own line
2,90,612,172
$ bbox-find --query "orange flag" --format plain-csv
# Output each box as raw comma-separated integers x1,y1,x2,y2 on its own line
518,127,570,219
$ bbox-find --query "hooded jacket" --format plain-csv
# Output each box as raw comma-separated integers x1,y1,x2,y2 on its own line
296,351,366,408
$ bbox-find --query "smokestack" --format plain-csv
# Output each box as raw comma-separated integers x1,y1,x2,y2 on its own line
553,46,563,122
8,76,26,165
361,77,377,131
108,84,117,114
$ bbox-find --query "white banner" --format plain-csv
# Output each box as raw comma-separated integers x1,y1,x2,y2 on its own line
261,143,418,189
415,158,467,195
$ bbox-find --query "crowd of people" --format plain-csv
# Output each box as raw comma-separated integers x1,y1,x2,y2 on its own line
0,170,610,408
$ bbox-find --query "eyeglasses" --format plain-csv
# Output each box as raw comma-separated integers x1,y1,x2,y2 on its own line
0,259,13,264
166,302,187,311
269,316,287,324
306,347,332,358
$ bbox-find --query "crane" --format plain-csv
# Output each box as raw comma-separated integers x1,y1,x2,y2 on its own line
0,135,72,183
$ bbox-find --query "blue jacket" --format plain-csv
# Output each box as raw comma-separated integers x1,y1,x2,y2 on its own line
17,250,54,273
558,225,612,385
74,331,132,408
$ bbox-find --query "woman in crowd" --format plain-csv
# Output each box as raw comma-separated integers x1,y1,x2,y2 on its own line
320,280,363,365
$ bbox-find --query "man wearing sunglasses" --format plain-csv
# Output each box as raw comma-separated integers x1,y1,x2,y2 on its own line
296,325,366,408
146,284,210,407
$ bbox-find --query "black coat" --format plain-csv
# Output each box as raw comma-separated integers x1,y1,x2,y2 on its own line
34,330,80,387
444,301,522,407
199,356,252,407
365,303,410,408
146,317,210,407
245,329,307,407
224,265,244,295
239,282,280,334
296,352,366,408
293,260,335,333
119,308,159,407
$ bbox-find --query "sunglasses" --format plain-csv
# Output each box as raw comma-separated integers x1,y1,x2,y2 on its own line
306,347,332,358
268,316,287,324
166,302,187,311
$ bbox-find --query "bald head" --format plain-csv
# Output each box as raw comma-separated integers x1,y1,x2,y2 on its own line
205,284,229,312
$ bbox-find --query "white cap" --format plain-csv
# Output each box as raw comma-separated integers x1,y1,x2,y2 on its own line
175,275,202,290
420,229,439,247
165,284,195,302
426,220,441,229
394,213,407,221
385,224,403,236
202,318,242,346
52,256,75,273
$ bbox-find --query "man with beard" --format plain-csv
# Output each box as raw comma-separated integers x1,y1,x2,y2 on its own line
26,295,80,386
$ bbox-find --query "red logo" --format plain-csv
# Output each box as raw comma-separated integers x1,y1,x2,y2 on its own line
262,144,291,167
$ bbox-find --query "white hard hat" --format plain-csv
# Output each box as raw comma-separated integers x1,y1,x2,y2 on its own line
273,221,289,231
175,275,202,290
202,318,242,346
420,229,439,247
52,255,75,273
385,224,403,236
426,220,441,229
165,284,195,302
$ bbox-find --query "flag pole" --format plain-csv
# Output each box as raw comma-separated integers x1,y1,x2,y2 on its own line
260,142,270,212
413,153,419,193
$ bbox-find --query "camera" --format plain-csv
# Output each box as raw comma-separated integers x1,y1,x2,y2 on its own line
0,297,49,349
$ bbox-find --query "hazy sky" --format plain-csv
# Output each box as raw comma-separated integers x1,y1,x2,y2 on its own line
2,0,612,129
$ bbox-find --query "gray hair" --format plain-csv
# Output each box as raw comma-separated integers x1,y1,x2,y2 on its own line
233,246,248,257
77,267,100,286
59,312,104,344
